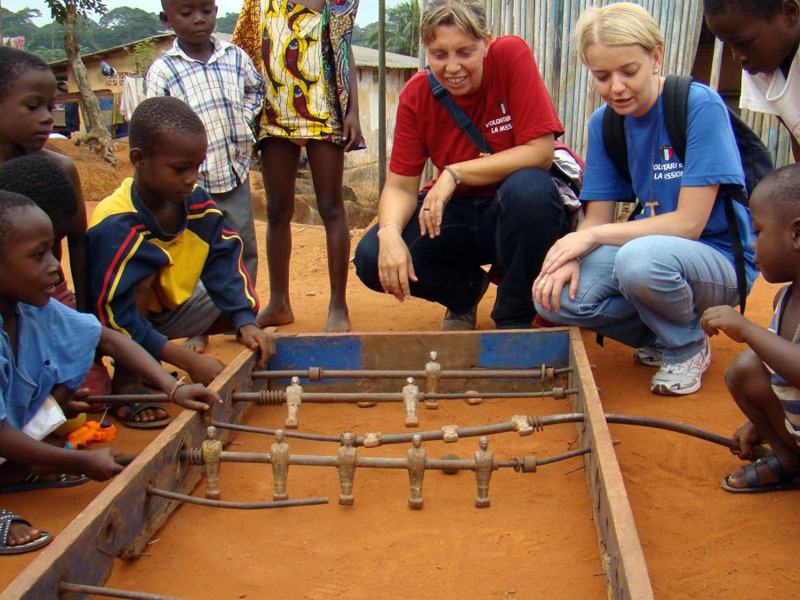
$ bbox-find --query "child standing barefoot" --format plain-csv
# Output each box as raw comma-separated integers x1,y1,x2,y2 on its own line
702,164,800,491
233,0,363,332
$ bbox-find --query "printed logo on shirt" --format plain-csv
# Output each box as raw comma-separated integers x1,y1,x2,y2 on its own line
485,114,513,134
653,145,683,181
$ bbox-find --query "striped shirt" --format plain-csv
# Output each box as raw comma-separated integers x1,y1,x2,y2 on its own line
145,36,264,194
767,285,800,445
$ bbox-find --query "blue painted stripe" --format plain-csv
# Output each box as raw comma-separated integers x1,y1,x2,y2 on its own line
268,335,363,385
477,330,570,369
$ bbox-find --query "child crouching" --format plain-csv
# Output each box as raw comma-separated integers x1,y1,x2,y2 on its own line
703,163,800,491
0,190,220,554
88,97,274,428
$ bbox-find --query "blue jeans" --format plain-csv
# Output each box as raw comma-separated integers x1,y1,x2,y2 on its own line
355,168,569,328
534,236,741,363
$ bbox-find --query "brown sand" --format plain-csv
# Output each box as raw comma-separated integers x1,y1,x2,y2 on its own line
0,142,796,598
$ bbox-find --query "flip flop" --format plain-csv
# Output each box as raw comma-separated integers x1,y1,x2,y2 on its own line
0,509,52,555
0,473,89,494
112,402,172,430
721,454,800,493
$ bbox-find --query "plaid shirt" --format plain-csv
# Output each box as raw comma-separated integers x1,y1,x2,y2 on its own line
145,36,263,194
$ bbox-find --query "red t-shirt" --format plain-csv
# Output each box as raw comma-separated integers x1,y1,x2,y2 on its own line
390,35,564,196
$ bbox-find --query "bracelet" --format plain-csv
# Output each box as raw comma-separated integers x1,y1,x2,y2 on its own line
168,376,187,402
443,165,462,185
378,222,402,235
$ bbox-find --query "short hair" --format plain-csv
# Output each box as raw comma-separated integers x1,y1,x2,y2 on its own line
575,3,664,64
421,0,487,46
703,0,784,19
752,163,800,220
129,96,206,156
0,47,52,100
0,190,37,251
0,155,78,235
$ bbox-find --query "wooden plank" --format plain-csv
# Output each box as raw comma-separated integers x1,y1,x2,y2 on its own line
568,328,654,600
1,348,259,600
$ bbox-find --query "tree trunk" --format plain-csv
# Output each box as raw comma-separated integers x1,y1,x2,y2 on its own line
64,3,117,166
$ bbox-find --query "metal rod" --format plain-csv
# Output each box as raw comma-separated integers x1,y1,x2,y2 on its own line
211,413,764,457
231,388,576,404
251,366,571,380
58,581,184,600
145,485,328,509
89,385,574,406
210,420,341,443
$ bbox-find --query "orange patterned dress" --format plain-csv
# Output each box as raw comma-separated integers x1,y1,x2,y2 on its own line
233,0,359,147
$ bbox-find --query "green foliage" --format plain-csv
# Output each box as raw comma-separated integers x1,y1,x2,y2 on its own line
216,12,239,34
352,23,377,49
365,0,420,57
126,37,157,77
44,0,108,25
98,7,161,47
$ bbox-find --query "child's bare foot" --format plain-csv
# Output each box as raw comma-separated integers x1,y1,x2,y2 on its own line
7,520,40,547
182,335,209,353
257,301,294,327
324,307,350,333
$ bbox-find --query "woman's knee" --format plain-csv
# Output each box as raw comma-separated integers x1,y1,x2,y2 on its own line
498,168,559,206
613,238,675,295
353,229,381,291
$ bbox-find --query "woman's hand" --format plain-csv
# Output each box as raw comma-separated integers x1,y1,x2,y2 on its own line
377,228,418,301
342,111,362,153
534,259,581,313
419,169,458,238
539,230,597,275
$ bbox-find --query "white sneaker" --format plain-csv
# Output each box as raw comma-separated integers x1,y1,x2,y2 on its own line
650,339,711,396
634,345,663,367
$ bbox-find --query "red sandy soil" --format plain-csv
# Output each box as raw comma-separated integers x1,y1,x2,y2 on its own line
0,141,796,598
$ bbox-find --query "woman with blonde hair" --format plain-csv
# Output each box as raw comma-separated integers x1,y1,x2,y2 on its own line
354,0,571,330
534,2,756,396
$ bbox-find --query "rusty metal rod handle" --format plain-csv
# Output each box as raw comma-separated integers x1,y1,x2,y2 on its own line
251,366,572,380
58,581,184,600
145,485,328,509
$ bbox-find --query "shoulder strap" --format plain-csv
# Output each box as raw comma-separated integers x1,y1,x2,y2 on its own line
662,74,692,164
601,105,630,183
426,69,493,156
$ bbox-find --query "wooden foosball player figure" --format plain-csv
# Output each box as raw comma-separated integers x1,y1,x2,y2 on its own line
407,434,426,509
285,376,303,429
403,377,420,427
337,432,357,505
202,426,223,500
474,436,494,508
424,351,441,410
271,429,290,501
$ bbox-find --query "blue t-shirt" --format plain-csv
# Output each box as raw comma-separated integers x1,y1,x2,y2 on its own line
0,300,101,430
580,82,757,286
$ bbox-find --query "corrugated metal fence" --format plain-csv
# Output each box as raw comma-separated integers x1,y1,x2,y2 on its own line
481,0,791,166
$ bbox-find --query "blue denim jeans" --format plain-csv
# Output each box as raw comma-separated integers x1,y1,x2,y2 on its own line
534,235,741,363
355,168,569,328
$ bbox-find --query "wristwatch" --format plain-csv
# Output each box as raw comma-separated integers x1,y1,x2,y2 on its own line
444,165,462,185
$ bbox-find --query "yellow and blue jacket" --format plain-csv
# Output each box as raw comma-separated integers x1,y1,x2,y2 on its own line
87,178,258,357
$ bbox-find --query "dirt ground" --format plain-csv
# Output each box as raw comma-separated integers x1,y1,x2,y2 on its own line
0,141,797,598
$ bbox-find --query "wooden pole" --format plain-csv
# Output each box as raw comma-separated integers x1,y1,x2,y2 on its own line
709,38,724,91
378,0,387,195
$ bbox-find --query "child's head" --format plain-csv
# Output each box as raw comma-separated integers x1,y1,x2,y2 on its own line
160,0,217,48
575,3,664,118
129,96,207,204
0,155,78,242
704,0,800,76
749,163,800,283
0,47,56,154
0,191,59,310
